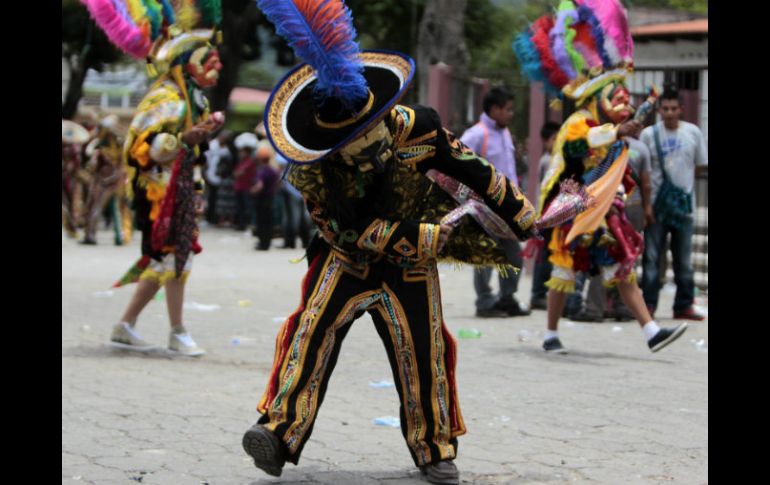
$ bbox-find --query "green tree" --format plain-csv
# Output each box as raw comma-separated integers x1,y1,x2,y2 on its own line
464,0,554,138
630,0,707,13
61,0,122,119
208,0,262,111
347,0,424,54
62,0,267,116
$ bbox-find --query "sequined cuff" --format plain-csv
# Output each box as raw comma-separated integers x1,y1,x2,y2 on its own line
417,223,441,260
357,219,401,253
587,124,618,148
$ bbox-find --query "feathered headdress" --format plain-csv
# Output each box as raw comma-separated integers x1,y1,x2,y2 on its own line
256,0,415,165
257,0,368,112
80,0,222,76
512,0,633,103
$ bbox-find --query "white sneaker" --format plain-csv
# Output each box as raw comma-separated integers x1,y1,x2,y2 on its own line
168,331,206,357
109,322,156,352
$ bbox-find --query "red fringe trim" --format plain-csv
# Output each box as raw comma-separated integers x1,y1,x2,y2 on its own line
258,252,323,413
441,323,465,435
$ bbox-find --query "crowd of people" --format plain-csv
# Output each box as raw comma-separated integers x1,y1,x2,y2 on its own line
201,125,313,250
62,119,315,253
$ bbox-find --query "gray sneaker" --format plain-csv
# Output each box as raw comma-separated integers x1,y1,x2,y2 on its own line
168,331,206,357
109,322,156,352
420,460,459,485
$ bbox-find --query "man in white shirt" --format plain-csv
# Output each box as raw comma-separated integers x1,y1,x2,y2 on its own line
639,88,708,320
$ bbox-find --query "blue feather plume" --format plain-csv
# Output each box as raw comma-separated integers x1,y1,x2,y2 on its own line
256,0,369,111
159,0,176,25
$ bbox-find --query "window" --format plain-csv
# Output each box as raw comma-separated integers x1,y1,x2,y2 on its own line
664,69,700,91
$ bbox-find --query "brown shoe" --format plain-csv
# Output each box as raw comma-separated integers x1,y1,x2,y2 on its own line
242,423,287,477
420,459,459,484
673,306,706,321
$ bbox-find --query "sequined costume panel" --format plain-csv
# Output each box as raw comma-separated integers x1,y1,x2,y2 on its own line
286,104,537,269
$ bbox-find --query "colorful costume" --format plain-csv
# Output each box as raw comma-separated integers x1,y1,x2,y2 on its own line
82,0,223,286
62,120,90,238
513,0,645,293
81,116,132,245
244,0,537,480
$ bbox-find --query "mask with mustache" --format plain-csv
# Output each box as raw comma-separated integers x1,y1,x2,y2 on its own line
599,82,634,124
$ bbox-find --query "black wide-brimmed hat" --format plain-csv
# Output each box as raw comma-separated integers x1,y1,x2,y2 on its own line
264,50,414,165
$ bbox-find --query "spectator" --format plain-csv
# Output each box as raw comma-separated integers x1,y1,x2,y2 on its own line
233,132,260,231
251,141,281,250
639,86,708,320
461,87,531,318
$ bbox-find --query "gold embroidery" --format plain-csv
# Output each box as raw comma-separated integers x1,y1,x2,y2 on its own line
357,219,400,253
393,236,417,257
376,284,431,465
424,265,455,459
284,290,382,452
267,253,344,431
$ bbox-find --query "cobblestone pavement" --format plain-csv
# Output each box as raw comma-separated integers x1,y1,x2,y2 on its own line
62,227,708,484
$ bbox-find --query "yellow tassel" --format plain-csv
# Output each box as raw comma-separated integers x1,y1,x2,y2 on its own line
140,269,190,286
289,255,307,264
139,270,162,284
216,30,223,45
545,277,575,294
602,268,638,288
495,264,519,278
146,62,158,78
549,98,563,111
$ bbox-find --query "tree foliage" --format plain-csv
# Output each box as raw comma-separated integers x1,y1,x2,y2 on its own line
62,0,122,119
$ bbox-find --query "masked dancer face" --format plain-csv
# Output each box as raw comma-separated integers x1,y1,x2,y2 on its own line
337,121,394,173
600,83,634,124
187,48,223,88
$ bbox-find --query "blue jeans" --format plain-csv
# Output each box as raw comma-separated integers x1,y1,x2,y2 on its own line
530,257,552,301
254,195,274,249
281,186,312,248
583,273,606,316
474,239,522,310
564,272,586,316
642,216,695,313
235,190,255,230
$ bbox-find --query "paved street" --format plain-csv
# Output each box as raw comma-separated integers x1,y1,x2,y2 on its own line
62,226,708,485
